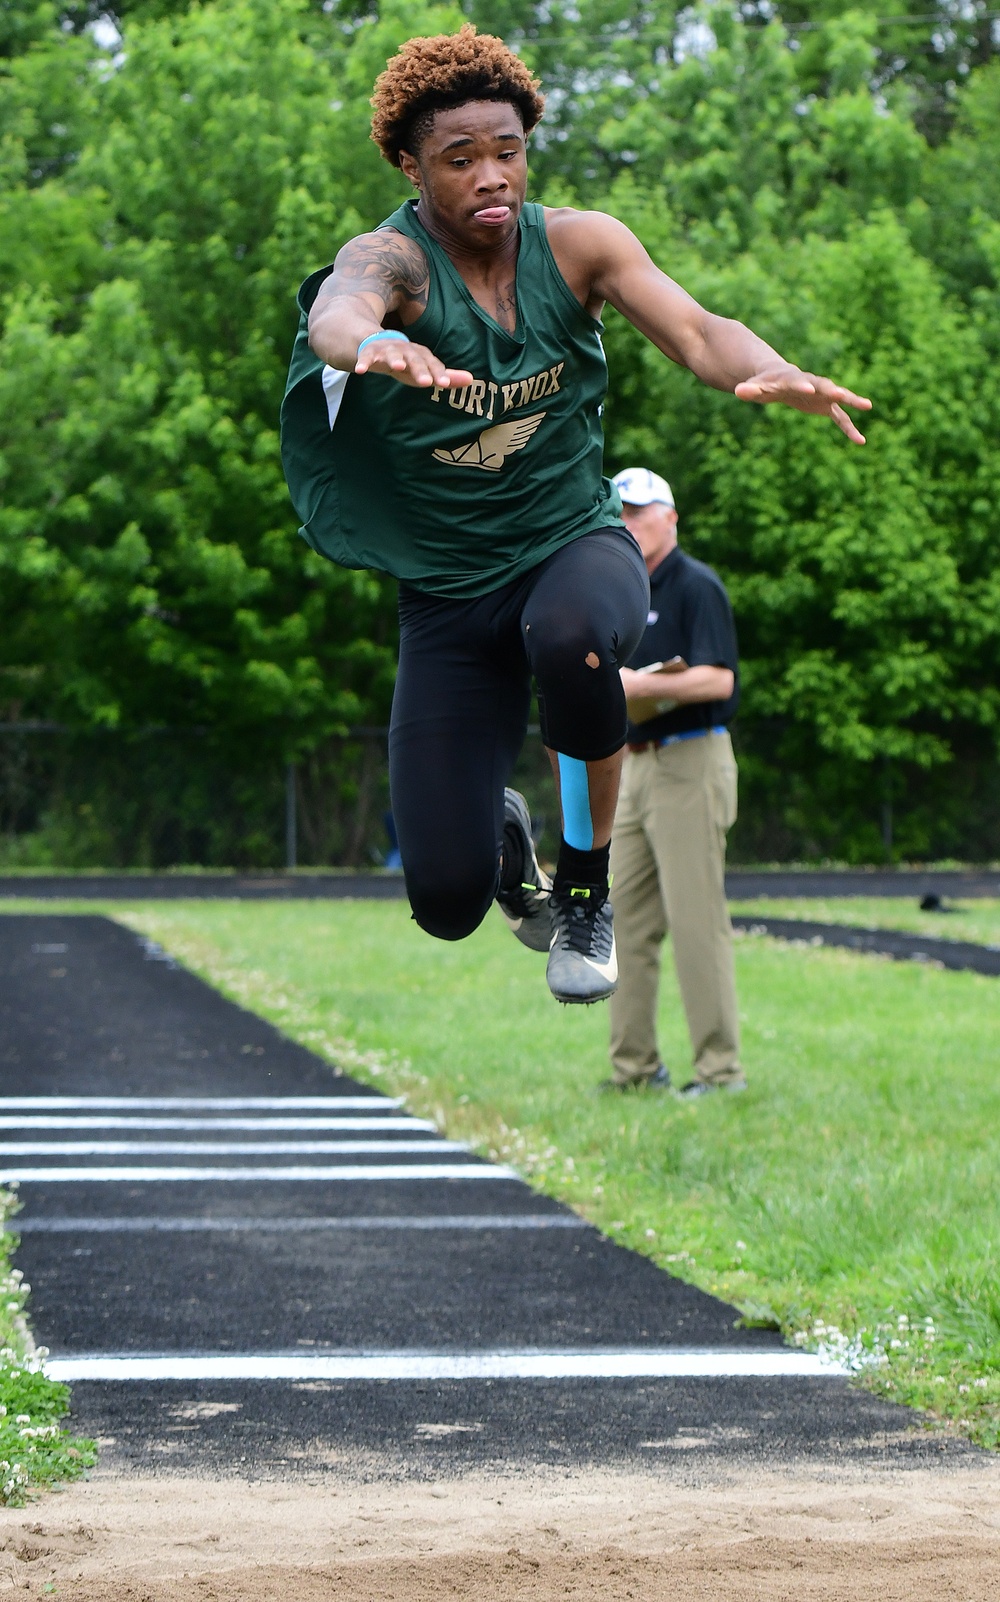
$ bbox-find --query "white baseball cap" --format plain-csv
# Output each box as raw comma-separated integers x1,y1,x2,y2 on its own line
611,467,675,509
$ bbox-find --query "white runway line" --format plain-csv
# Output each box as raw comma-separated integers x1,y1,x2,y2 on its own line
16,1214,588,1232
0,1097,402,1111
0,1116,434,1131
0,1164,517,1183
0,1140,466,1156
45,1350,847,1381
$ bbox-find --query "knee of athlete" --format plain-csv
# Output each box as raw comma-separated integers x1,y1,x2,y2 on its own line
528,617,615,687
407,871,495,943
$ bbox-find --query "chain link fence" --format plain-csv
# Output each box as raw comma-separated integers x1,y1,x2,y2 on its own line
3,721,1000,869
0,723,560,872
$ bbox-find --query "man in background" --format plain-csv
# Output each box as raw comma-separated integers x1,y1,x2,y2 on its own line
606,468,744,1098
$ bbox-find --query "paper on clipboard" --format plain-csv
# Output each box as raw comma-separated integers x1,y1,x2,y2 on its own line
635,656,688,675
628,657,688,724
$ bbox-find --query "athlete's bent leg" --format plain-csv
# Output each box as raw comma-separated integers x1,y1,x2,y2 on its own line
525,529,649,850
521,530,650,1002
389,585,529,942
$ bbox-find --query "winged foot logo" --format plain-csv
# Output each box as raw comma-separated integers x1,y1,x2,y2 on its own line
428,360,564,472
433,414,545,472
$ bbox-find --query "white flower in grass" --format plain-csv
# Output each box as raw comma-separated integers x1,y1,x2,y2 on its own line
796,1322,880,1372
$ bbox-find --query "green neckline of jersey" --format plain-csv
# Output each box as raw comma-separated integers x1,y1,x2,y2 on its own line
400,198,530,348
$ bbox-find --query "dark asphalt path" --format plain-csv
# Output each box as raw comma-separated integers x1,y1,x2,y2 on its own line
3,868,1000,899
0,873,411,901
0,913,975,1476
67,1376,966,1479
731,915,1000,977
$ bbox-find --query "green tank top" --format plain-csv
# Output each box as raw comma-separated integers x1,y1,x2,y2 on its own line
280,200,625,598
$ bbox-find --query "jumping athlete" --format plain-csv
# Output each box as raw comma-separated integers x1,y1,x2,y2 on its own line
280,26,870,1006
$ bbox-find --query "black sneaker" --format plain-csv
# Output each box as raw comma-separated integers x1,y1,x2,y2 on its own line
677,1076,748,1100
546,883,618,1004
599,1064,671,1092
495,789,553,953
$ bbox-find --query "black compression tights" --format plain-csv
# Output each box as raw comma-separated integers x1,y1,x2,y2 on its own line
389,529,650,942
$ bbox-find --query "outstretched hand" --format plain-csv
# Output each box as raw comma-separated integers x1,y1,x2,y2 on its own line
355,338,473,391
734,366,872,444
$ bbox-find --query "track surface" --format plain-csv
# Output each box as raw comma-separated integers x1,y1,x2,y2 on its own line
0,913,978,1478
731,914,1000,976
2,868,1000,898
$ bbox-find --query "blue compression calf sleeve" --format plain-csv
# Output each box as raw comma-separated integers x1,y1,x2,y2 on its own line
556,753,594,851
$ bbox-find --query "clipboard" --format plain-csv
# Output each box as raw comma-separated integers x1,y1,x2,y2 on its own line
628,657,688,724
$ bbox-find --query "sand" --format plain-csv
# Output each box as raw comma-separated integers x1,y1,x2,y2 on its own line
1,1458,999,1600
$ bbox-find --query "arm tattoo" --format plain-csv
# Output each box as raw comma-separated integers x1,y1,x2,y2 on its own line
314,230,429,323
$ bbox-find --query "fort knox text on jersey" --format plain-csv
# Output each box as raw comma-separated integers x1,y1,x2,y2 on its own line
280,201,624,599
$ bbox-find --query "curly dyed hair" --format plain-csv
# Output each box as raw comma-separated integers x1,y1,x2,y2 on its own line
370,25,544,168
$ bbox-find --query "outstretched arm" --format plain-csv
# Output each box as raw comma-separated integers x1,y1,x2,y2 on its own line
554,211,870,443
307,230,472,390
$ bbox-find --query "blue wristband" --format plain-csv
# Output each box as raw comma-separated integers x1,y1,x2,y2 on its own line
357,329,412,357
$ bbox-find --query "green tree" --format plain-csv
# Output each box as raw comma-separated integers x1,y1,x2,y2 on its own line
2,0,1000,862
0,0,460,861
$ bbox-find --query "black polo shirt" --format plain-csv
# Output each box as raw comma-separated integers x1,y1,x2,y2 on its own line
625,545,739,743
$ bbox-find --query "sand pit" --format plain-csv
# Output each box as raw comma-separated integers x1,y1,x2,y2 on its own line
1,1458,998,1600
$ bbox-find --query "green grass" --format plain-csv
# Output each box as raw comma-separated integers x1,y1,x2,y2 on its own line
730,896,1000,948
4,896,999,1449
0,1191,96,1504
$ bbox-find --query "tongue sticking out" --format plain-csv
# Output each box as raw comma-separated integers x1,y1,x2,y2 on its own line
474,206,511,224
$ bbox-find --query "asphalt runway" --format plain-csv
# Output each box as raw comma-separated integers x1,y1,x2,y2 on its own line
0,913,980,1478
2,867,1000,899
731,915,1000,976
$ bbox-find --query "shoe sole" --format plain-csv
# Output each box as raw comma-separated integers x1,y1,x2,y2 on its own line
677,1081,748,1099
498,790,552,953
599,1075,670,1090
550,979,619,1006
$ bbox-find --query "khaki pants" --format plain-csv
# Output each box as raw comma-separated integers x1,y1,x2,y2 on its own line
609,730,741,1087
